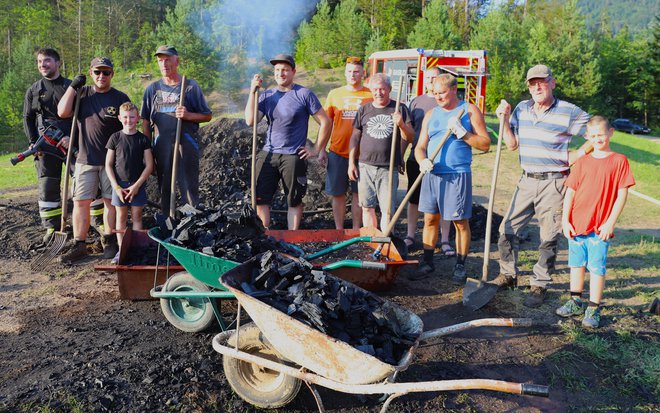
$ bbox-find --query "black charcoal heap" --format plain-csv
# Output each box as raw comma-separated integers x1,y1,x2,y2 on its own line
162,200,300,263
123,243,181,266
247,252,418,364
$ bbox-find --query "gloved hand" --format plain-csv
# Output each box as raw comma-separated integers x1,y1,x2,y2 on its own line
448,115,467,139
419,158,434,173
71,74,86,91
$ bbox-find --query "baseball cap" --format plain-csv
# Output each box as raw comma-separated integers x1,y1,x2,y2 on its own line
526,64,553,81
269,54,295,69
90,57,113,69
154,45,178,56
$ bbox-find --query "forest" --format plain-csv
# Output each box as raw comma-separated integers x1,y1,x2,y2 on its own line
0,0,657,152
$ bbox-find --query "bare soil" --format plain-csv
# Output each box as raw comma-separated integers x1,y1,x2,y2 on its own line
1,118,658,413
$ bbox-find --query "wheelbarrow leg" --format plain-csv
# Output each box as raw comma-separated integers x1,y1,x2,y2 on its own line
379,393,405,413
304,380,326,413
210,299,227,331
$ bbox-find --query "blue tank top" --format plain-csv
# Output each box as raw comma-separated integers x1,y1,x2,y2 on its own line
426,102,473,174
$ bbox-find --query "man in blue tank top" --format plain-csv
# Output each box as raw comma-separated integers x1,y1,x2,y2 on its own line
414,74,490,281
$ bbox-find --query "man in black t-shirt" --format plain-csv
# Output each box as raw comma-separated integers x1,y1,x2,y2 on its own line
57,57,130,263
23,48,72,243
348,73,414,231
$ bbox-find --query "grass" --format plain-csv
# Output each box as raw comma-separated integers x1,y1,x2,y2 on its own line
17,392,88,413
0,152,37,191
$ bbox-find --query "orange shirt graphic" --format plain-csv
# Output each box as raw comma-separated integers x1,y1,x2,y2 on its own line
325,86,372,158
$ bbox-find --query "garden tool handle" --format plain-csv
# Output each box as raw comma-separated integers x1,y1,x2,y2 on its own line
61,88,82,228
169,75,186,219
382,108,465,237
387,76,404,223
251,88,259,209
482,113,505,282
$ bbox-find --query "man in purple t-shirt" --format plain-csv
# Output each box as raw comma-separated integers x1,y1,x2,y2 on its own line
245,54,331,230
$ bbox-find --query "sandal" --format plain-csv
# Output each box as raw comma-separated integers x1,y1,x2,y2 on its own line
404,236,418,251
440,242,456,257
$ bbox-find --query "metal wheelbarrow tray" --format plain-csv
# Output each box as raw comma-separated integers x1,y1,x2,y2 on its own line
213,257,549,412
266,227,417,291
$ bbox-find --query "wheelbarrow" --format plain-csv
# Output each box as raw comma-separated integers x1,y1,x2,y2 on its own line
266,227,418,291
148,228,405,332
212,257,549,412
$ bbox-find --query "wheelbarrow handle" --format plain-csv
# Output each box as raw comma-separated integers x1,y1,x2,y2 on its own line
304,236,391,261
419,318,534,342
322,260,387,271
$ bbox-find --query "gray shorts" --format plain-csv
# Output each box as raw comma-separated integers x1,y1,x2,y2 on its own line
418,172,472,220
358,163,398,211
325,151,358,196
72,164,112,201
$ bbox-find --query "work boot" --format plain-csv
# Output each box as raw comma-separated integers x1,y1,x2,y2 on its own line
523,286,547,308
556,298,585,317
493,274,517,289
43,228,56,244
582,306,601,328
59,241,88,264
452,263,467,283
410,262,434,280
102,235,119,259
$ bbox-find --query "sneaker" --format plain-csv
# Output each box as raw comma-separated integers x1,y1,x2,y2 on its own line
111,251,120,265
42,228,56,244
452,263,467,283
59,241,88,264
410,262,435,280
556,299,585,318
523,286,546,308
493,274,517,289
102,235,119,259
582,306,601,328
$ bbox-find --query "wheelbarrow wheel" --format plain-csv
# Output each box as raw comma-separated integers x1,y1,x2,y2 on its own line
160,272,215,333
223,323,301,408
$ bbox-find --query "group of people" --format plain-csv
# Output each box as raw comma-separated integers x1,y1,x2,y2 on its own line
25,46,634,328
24,46,211,264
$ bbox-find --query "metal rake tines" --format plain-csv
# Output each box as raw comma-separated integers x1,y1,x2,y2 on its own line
30,233,67,271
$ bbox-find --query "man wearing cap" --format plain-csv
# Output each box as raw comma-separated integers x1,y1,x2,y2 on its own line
495,64,593,307
142,45,212,216
58,57,131,263
320,56,372,229
245,53,331,230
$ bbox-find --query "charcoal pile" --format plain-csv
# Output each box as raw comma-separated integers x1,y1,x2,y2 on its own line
197,118,332,224
161,201,300,263
244,252,418,364
470,203,503,243
122,243,180,266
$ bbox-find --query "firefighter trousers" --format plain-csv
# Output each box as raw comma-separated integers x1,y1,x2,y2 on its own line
35,147,63,230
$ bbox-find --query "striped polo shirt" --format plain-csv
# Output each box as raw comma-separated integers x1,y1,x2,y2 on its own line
511,98,589,173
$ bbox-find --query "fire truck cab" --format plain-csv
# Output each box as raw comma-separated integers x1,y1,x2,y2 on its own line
367,48,488,113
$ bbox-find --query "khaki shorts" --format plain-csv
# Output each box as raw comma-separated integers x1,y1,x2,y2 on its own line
72,164,112,201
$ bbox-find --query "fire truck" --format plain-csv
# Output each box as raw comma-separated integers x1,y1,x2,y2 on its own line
367,48,488,113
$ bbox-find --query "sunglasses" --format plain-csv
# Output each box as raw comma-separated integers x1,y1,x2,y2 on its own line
93,69,113,76
346,57,363,64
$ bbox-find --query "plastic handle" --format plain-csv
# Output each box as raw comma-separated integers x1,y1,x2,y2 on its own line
521,384,550,397
369,237,392,243
361,261,387,270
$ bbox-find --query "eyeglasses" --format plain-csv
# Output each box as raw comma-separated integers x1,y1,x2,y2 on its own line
527,78,550,88
346,57,363,65
93,69,113,76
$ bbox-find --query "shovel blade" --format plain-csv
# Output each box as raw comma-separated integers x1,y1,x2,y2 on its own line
462,278,499,311
30,232,68,271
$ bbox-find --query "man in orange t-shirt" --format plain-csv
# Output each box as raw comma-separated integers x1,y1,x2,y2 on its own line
319,57,372,229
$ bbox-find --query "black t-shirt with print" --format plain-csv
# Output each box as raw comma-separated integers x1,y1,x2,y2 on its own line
352,100,411,167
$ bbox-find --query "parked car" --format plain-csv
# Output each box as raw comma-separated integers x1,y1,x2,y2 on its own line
611,118,651,134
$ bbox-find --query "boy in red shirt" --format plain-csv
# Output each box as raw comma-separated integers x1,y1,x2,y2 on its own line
556,116,635,328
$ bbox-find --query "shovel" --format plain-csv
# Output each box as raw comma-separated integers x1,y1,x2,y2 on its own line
169,75,186,219
463,114,505,311
30,88,82,271
250,87,259,209
374,108,465,259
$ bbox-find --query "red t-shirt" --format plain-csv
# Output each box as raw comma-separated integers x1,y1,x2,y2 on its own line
565,152,635,237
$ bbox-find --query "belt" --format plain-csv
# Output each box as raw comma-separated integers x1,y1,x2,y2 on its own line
524,170,569,180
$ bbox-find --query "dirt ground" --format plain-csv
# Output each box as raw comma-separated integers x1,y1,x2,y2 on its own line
1,119,658,412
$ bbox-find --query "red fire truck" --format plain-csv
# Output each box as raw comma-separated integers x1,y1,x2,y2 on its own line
367,48,488,113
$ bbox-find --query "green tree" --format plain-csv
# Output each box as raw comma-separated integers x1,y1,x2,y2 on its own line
407,0,461,50
295,0,336,69
333,0,371,65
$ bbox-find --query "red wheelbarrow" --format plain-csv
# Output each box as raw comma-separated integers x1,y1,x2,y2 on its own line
212,257,549,412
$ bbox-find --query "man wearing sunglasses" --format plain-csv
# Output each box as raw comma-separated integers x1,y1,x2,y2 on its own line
495,64,593,307
320,56,372,230
141,45,212,217
57,57,130,263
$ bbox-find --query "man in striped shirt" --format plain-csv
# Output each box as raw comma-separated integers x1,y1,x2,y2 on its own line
494,64,593,307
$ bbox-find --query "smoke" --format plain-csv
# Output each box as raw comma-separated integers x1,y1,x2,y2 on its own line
188,0,320,112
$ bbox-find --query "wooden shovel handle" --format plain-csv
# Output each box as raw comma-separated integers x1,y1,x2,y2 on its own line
482,114,505,282
169,76,186,219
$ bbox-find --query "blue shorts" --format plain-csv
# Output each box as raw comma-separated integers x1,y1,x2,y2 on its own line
418,172,472,220
111,180,148,207
568,232,609,276
325,151,358,196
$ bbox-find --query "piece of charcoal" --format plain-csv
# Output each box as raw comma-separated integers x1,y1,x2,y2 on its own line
355,344,375,356
201,247,213,255
287,303,296,316
164,216,177,231
177,204,202,216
